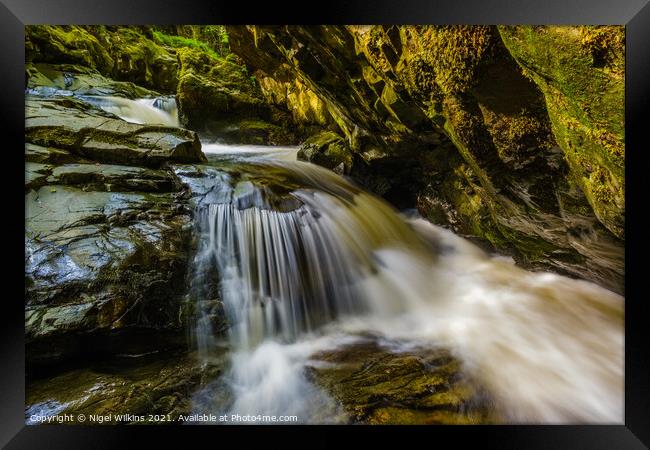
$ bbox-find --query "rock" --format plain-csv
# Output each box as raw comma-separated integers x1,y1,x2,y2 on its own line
26,63,162,99
46,163,177,192
25,25,179,93
25,95,206,167
306,337,498,424
91,26,179,93
499,26,624,239
173,164,304,212
298,131,353,175
25,25,177,93
226,25,624,293
25,25,114,74
24,86,213,365
175,47,266,130
26,143,85,165
24,183,194,363
25,350,227,424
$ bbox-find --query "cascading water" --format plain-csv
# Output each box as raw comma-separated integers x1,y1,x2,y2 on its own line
183,144,624,424
84,95,179,127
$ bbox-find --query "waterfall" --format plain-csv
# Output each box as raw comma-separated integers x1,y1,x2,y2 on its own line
188,154,433,351
83,95,179,127
186,144,623,424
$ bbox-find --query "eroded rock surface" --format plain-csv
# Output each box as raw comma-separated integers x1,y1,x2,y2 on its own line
307,337,498,424
26,350,227,424
25,93,208,366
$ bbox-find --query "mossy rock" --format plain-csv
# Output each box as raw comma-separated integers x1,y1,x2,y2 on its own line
26,26,114,74
26,63,161,99
26,26,179,93
297,131,353,174
307,337,499,424
228,25,624,291
499,25,624,238
176,47,266,129
26,350,227,424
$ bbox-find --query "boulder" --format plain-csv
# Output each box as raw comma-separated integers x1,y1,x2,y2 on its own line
298,131,352,175
306,337,498,424
26,63,161,99
175,47,266,130
25,25,178,93
24,91,211,366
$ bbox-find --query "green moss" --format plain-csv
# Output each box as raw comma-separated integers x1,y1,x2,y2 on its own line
152,30,221,60
25,25,114,73
499,25,624,237
175,46,265,128
309,340,498,424
578,26,625,75
401,26,496,95
298,131,353,173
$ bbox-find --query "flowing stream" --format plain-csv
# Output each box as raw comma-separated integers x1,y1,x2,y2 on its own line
85,95,180,127
112,98,624,424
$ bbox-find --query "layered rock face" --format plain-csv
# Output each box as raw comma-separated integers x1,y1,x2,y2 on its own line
25,94,206,367
226,25,624,293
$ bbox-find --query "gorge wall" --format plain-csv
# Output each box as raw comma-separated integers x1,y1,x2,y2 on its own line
226,25,625,293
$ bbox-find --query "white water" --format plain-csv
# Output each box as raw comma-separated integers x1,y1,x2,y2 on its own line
202,143,299,161
85,95,179,127
186,144,624,424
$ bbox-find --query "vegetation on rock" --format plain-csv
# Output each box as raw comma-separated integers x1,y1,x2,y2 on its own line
226,25,625,293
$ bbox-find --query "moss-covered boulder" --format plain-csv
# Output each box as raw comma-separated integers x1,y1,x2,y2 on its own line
88,26,179,92
26,350,226,424
298,131,352,174
25,26,114,74
26,63,161,99
26,26,178,93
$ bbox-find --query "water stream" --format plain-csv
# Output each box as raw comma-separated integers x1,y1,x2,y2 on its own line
111,98,625,424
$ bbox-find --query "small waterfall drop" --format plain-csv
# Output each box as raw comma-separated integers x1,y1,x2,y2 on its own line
84,95,179,127
185,144,623,424
188,153,433,351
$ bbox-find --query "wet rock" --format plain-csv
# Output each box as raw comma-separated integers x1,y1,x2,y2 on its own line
25,185,194,362
26,143,84,166
25,95,206,167
26,63,162,99
173,164,303,212
307,337,498,424
298,131,352,175
46,163,177,192
26,350,228,424
24,93,210,364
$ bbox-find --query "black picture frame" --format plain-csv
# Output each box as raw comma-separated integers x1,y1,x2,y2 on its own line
2,0,648,447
